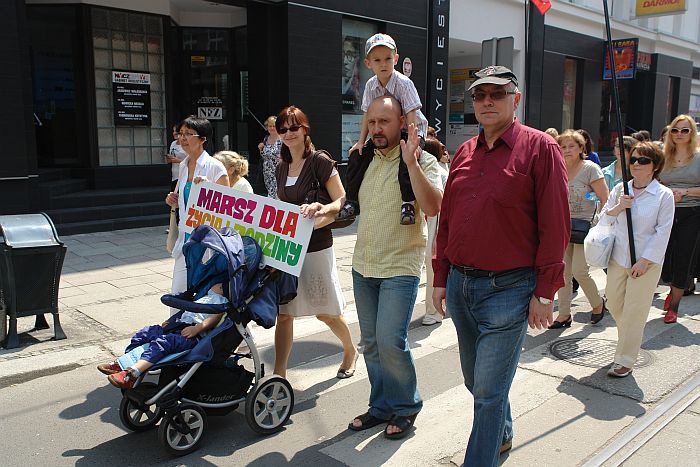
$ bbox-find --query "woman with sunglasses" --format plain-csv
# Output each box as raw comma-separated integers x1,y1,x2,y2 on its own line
165,116,229,312
599,142,674,377
549,130,609,329
272,105,358,380
658,115,700,324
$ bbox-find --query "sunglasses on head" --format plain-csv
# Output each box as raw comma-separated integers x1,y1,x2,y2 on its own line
629,156,653,165
278,125,302,134
670,127,692,135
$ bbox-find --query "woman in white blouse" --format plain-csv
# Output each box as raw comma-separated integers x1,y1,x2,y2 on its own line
598,141,674,377
165,117,229,310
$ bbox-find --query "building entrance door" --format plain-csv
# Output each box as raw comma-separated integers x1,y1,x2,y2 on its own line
28,5,85,168
186,54,231,153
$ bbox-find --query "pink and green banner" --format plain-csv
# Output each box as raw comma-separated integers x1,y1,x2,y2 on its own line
183,182,314,276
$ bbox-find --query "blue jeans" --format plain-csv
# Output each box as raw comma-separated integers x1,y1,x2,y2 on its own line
352,270,422,419
447,266,535,467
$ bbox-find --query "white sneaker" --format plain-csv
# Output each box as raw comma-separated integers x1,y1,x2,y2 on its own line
422,314,442,326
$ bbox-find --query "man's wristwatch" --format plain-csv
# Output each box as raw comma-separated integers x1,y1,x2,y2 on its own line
536,296,552,305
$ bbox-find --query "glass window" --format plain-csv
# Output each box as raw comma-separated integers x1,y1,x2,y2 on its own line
111,31,127,50
341,19,378,159
598,80,631,154
182,28,228,51
99,148,115,166
562,58,578,131
92,7,166,166
129,34,145,52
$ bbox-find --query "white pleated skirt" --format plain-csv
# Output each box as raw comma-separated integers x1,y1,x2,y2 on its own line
279,246,345,317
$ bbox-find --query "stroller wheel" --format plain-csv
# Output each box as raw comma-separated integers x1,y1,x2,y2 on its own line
245,375,294,435
119,383,162,432
158,403,207,456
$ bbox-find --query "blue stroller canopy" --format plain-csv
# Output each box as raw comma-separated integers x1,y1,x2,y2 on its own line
167,225,279,329
183,226,246,303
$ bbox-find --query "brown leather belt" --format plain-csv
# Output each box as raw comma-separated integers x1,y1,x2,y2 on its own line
452,265,529,278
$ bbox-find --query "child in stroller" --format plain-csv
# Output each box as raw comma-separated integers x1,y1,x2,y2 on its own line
111,225,296,456
97,282,228,389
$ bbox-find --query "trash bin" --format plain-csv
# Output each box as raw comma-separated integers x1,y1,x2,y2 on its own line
0,213,67,349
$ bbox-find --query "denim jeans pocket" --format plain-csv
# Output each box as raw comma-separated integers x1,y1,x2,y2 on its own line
491,268,533,290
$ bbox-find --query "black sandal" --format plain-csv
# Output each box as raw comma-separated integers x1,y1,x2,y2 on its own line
591,301,607,324
384,413,417,440
347,412,387,432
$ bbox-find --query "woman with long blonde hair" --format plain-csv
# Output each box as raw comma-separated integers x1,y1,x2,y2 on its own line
659,115,700,323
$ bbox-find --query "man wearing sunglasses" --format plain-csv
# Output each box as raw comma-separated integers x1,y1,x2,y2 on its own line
432,66,570,467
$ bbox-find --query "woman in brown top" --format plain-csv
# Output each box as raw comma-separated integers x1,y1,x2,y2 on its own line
273,106,358,379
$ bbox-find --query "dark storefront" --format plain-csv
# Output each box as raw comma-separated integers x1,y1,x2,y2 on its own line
528,22,693,161
2,0,432,234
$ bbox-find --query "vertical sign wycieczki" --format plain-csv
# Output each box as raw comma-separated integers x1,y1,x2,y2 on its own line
426,0,449,143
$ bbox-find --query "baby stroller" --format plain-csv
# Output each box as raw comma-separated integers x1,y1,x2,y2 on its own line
116,225,295,455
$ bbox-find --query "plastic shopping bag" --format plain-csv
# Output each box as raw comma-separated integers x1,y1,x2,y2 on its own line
584,223,615,269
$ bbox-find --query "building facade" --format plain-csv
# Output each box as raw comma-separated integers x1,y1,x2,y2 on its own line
3,0,435,233
3,0,698,234
446,0,700,155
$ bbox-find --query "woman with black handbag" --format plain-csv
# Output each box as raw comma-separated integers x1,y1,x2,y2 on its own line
272,105,358,380
550,130,609,329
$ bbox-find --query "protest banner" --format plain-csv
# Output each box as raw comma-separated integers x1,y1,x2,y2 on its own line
182,181,314,276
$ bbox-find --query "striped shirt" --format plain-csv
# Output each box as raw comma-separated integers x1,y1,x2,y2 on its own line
361,70,429,137
353,145,442,278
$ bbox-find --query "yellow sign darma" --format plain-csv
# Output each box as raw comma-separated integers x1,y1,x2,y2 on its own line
635,0,686,18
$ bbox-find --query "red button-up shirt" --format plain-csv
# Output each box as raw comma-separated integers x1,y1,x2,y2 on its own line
433,119,570,299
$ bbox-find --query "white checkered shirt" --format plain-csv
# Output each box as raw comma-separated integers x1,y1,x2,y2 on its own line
362,70,429,137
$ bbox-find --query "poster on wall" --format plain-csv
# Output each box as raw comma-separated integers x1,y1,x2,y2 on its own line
341,114,363,156
197,96,224,120
603,38,638,80
342,35,363,113
341,19,377,161
112,71,151,126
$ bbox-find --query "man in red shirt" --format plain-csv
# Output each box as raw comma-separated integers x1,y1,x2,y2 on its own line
432,66,569,467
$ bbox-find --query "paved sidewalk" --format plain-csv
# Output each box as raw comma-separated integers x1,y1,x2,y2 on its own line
0,224,364,384
1,224,699,466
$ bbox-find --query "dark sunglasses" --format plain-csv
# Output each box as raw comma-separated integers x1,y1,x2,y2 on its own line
629,156,653,165
670,127,692,135
278,125,302,134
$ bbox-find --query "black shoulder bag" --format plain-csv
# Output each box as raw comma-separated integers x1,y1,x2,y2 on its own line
570,209,597,244
304,151,355,230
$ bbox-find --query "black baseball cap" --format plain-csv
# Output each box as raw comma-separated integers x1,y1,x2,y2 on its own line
468,66,518,91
